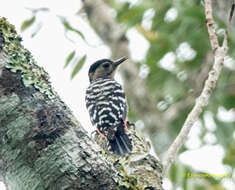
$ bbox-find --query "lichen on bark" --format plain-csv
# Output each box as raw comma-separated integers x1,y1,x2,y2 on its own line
94,123,163,189
0,17,119,190
0,17,55,99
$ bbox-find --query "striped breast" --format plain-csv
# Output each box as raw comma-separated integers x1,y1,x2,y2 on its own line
85,78,127,134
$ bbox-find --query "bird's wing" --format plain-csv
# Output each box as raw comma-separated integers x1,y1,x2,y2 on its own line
109,82,127,121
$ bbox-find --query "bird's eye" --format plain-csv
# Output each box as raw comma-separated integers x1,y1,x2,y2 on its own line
103,63,110,68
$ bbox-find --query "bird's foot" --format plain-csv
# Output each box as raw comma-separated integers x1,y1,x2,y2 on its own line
96,127,105,137
124,120,128,130
124,120,135,130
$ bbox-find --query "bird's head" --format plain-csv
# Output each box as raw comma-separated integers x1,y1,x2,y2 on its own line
88,57,127,82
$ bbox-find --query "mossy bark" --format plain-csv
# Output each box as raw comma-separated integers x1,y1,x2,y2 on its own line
0,17,119,190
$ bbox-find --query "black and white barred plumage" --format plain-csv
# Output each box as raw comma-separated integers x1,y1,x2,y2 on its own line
85,58,132,156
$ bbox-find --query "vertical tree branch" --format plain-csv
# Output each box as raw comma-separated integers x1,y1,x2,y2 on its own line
205,0,219,51
162,0,228,176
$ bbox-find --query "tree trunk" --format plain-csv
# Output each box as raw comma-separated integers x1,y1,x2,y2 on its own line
0,18,163,190
0,17,119,190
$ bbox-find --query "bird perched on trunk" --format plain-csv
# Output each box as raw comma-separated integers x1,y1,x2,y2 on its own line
85,57,132,156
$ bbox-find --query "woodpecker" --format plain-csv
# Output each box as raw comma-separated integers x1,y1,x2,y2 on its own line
85,57,132,156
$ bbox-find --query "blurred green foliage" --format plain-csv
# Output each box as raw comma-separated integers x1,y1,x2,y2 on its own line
104,0,235,189
20,0,235,189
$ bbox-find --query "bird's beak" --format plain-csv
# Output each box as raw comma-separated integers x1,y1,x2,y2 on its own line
114,57,128,67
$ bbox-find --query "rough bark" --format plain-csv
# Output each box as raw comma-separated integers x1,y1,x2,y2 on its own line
0,17,163,190
0,17,118,190
94,122,163,189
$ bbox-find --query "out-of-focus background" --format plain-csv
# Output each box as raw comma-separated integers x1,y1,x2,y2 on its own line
0,0,235,189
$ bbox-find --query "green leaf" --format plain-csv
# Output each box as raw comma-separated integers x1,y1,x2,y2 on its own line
117,4,145,27
169,163,177,183
64,50,76,68
26,7,50,14
21,16,36,32
35,7,50,13
31,23,43,38
59,17,86,41
214,118,234,148
71,55,86,79
223,140,235,167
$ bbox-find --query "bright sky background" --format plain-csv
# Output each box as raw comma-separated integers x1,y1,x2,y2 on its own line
0,0,234,189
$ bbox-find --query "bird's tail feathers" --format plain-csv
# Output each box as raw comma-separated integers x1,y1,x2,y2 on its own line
109,123,132,156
